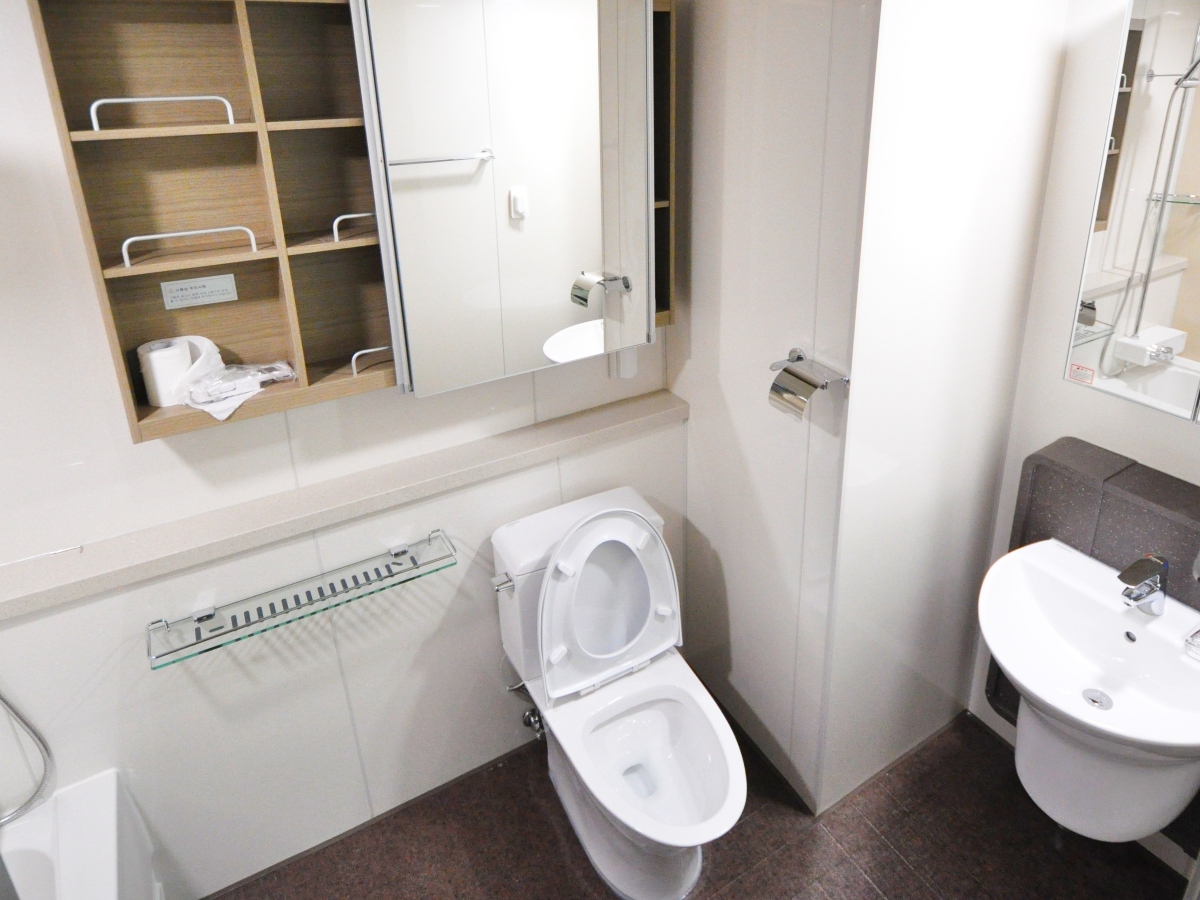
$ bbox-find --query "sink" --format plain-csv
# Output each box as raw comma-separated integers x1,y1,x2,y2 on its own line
543,319,605,364
979,539,1200,841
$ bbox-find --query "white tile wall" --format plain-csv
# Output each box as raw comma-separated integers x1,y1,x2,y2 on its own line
0,424,686,898
0,0,666,569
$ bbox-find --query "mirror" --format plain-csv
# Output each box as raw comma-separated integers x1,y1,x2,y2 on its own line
1067,2,1200,419
355,0,653,396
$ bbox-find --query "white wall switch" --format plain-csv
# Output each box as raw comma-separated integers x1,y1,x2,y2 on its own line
509,186,528,219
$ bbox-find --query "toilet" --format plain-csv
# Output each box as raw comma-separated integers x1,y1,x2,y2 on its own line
491,487,746,900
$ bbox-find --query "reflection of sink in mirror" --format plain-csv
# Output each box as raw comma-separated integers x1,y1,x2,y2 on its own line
543,319,605,364
1076,356,1200,419
979,539,1200,843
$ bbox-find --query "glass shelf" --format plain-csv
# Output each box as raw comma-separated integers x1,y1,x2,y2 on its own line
146,530,456,669
1150,192,1200,206
1073,321,1115,347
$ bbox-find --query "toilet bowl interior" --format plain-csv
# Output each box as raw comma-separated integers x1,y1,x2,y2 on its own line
582,684,730,828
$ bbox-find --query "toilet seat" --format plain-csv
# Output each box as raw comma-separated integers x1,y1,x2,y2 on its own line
532,648,747,849
538,508,680,699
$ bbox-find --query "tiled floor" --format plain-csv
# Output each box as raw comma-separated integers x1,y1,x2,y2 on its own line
217,713,1185,899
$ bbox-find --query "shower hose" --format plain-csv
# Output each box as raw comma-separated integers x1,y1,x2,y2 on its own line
0,691,53,827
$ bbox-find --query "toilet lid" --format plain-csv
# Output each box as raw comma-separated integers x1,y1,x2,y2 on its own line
538,508,680,699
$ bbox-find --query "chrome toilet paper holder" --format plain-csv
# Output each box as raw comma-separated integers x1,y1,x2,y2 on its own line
768,348,849,422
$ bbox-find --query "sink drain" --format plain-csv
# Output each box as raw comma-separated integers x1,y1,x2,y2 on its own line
1083,689,1113,710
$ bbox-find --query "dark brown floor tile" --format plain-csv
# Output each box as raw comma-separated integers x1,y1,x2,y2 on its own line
219,713,1184,900
819,808,942,900
812,846,886,900
709,825,844,899
691,786,816,896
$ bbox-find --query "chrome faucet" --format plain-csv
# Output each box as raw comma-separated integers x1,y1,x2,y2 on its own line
1119,554,1169,616
1147,344,1176,363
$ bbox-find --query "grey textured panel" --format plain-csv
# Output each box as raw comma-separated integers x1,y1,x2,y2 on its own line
1008,436,1134,551
1017,466,1105,553
1108,463,1200,528
1093,493,1200,612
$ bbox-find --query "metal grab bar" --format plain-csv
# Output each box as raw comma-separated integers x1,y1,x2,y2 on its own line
351,346,392,376
387,148,494,167
332,213,376,242
121,226,258,267
90,95,235,131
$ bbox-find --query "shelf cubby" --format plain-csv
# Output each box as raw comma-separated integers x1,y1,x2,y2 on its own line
74,132,277,272
247,2,363,124
108,257,296,394
40,0,255,132
270,126,378,253
290,247,393,386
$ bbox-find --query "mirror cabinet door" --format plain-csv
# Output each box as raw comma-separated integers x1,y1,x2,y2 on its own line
358,0,652,396
1067,4,1200,420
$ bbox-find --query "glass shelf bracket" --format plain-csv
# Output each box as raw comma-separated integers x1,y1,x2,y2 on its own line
146,530,456,669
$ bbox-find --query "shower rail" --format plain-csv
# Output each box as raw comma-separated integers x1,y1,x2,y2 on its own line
146,530,456,669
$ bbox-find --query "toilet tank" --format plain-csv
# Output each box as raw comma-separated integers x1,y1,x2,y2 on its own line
492,487,666,683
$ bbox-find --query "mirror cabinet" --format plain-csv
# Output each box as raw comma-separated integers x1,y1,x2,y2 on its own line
27,0,674,441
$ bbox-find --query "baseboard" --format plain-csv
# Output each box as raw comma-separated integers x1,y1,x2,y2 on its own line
1139,831,1196,880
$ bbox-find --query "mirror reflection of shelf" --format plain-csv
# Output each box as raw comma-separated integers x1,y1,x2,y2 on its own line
1151,192,1200,206
1073,321,1115,347
146,531,457,670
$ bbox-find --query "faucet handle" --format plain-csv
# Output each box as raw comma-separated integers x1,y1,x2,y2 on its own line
1119,554,1168,587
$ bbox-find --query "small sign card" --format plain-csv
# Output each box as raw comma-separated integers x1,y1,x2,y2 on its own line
161,274,238,310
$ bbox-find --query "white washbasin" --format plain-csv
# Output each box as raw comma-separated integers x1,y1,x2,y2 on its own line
543,319,604,364
979,539,1200,841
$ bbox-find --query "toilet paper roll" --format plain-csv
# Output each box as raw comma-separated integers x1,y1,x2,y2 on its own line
138,339,193,407
137,336,223,407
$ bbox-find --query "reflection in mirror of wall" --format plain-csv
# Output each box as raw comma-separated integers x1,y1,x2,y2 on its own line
1067,1,1200,420
356,0,654,397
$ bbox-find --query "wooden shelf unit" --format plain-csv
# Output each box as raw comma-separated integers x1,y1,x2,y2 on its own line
28,0,395,442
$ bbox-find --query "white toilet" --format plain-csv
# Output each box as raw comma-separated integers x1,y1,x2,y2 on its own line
491,487,746,900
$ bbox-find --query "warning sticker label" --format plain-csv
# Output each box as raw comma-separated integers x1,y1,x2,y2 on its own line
1068,363,1095,385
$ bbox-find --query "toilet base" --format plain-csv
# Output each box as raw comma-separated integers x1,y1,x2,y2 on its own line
546,731,702,900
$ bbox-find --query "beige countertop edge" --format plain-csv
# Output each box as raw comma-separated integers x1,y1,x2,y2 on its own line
0,391,689,622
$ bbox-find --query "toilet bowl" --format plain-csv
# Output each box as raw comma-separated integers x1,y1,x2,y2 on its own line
492,488,746,900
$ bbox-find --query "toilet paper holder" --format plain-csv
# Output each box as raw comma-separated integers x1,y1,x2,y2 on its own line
768,348,849,422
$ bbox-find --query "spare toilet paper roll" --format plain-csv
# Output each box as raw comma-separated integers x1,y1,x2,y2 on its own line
137,336,224,407
138,339,193,407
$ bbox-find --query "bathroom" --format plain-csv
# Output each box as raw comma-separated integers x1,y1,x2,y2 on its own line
3,0,1200,897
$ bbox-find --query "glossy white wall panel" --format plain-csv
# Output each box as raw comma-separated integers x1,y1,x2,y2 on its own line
366,0,494,160
368,0,506,394
670,0,839,795
317,464,560,815
484,0,605,374
820,0,1069,809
